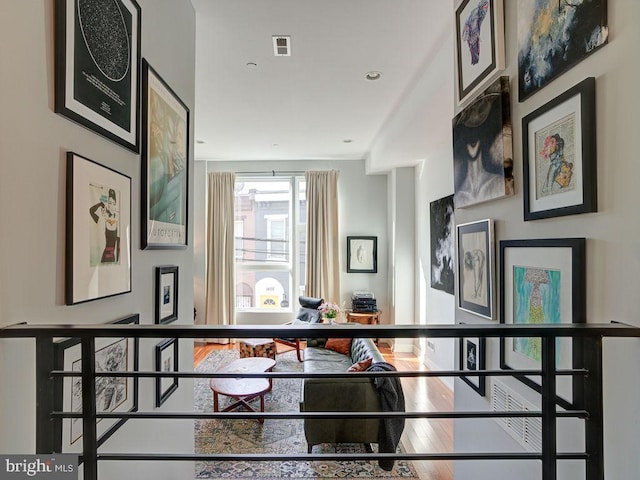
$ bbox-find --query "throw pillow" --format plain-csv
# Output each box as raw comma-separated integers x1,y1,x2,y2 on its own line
347,357,373,372
324,338,352,355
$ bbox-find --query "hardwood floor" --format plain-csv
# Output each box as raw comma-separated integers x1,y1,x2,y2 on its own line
194,342,454,480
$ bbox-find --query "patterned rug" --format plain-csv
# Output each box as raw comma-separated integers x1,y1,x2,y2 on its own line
194,348,419,480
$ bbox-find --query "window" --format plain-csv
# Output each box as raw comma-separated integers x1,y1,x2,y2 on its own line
235,220,244,259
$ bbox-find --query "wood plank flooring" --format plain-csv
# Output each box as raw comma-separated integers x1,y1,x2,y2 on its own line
194,342,453,480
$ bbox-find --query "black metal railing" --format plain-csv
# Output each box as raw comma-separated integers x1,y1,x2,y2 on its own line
2,321,639,480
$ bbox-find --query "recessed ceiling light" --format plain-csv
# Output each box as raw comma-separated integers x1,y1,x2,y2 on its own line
246,62,257,67
272,143,279,147
343,139,354,143
365,71,382,81
196,140,205,144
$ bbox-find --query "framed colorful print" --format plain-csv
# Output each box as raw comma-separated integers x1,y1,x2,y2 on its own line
523,78,597,221
499,238,586,409
66,152,131,305
141,59,190,249
455,0,505,106
457,219,494,319
51,314,139,453
517,0,607,102
347,236,377,273
453,76,513,208
458,326,486,396
54,0,141,152
430,195,455,295
155,338,179,407
156,265,178,324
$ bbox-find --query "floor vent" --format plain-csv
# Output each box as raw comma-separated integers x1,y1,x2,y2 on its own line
272,36,291,56
491,380,542,452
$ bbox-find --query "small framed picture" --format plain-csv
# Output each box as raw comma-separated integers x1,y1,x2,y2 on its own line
155,338,179,407
522,77,597,221
347,236,377,273
459,328,486,396
156,266,178,324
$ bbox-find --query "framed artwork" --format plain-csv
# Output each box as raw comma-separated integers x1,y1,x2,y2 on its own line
518,0,608,102
453,76,514,209
155,338,179,407
347,236,377,273
430,195,455,295
499,238,586,409
156,265,179,324
141,59,190,249
459,326,486,396
457,219,494,319
54,0,141,152
66,152,131,305
455,0,505,106
52,314,139,453
523,77,597,221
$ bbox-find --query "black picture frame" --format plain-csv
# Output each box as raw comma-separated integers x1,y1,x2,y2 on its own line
347,236,377,273
458,325,486,397
141,59,190,249
155,265,178,324
155,338,179,407
54,0,141,152
66,152,132,305
499,238,586,409
430,195,455,295
522,77,597,221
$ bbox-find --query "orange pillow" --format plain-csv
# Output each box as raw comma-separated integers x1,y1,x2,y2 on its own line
348,357,373,372
324,338,352,355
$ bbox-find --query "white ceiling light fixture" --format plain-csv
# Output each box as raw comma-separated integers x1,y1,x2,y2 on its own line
365,71,382,81
272,36,291,56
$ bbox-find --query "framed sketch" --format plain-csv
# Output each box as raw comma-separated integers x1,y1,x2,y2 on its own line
459,327,486,396
430,195,455,295
523,77,597,221
518,0,608,102
156,265,178,324
453,76,513,209
347,236,377,273
155,338,179,407
455,0,505,106
141,59,190,249
457,219,494,319
54,0,141,152
52,314,139,453
66,152,131,305
499,238,586,409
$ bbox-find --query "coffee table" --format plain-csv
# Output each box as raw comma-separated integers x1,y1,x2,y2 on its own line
209,357,276,423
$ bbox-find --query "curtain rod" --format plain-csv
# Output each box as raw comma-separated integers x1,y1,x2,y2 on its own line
236,170,305,176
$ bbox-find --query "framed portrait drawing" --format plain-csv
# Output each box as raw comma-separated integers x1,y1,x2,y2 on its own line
499,238,586,409
156,265,178,324
455,0,505,106
155,338,179,407
453,76,513,209
430,195,455,295
66,152,131,305
347,236,377,273
518,0,607,102
457,219,494,319
458,327,486,396
522,77,597,221
141,59,190,249
54,0,141,152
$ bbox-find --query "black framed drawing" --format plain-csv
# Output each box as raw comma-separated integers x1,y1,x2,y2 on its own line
52,314,139,453
454,0,505,106
347,236,377,273
457,219,494,319
155,338,179,407
459,326,486,396
54,0,141,152
499,238,586,409
66,152,131,305
522,77,597,221
430,195,455,295
141,59,190,249
156,265,178,324
517,0,607,102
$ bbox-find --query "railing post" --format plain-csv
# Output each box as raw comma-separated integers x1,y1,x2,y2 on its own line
81,336,98,480
35,336,55,453
541,335,557,480
583,335,604,480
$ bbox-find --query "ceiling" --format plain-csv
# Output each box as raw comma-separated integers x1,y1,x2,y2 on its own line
191,0,452,162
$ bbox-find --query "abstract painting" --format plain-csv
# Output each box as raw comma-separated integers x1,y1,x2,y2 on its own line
430,195,455,295
457,219,494,319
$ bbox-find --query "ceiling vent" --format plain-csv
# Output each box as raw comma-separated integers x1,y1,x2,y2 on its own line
272,36,291,56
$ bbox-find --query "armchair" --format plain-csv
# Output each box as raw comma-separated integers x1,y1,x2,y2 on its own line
274,296,324,361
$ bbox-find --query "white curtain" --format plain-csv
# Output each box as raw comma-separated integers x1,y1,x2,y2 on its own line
205,172,236,344
305,170,340,302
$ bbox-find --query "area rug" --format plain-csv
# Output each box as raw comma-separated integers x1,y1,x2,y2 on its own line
194,348,419,480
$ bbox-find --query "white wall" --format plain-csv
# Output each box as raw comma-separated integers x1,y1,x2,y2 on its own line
0,2,196,479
